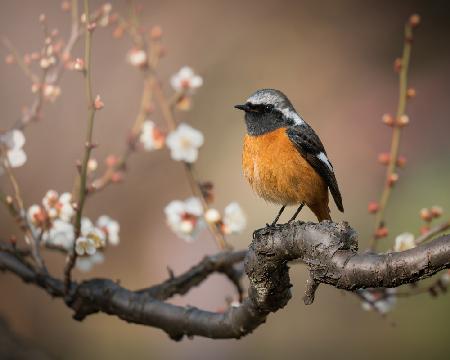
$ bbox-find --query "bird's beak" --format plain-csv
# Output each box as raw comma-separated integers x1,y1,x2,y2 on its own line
234,104,250,112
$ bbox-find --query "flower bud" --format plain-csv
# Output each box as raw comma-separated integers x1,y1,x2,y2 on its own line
394,58,402,72
409,14,421,28
396,155,407,167
94,95,104,110
106,155,119,167
387,173,399,187
73,58,84,71
397,114,410,127
419,208,432,222
368,201,379,214
406,88,416,98
375,226,389,239
420,225,430,235
205,208,221,223
150,25,163,40
382,113,394,126
430,206,443,218
378,152,390,165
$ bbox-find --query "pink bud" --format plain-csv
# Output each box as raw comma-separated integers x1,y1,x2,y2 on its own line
406,88,416,98
378,152,390,165
397,114,410,127
419,208,432,222
375,226,389,239
150,25,163,40
387,173,399,187
394,58,402,72
409,14,421,28
396,155,407,167
106,155,119,167
94,95,104,110
382,113,394,126
368,201,379,214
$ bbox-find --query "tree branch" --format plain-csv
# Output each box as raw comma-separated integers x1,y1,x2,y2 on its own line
1,221,449,340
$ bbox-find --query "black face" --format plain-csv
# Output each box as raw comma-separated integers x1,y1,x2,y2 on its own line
234,102,291,136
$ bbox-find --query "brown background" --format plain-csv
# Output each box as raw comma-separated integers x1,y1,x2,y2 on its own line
1,0,450,359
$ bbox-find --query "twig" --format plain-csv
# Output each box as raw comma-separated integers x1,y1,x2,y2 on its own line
415,220,450,245
64,0,96,293
1,37,39,83
12,0,82,131
371,18,417,250
1,150,46,270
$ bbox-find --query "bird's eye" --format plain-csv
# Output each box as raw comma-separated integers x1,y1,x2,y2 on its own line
265,104,274,111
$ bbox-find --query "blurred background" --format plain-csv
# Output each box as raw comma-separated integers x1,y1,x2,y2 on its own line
1,0,449,359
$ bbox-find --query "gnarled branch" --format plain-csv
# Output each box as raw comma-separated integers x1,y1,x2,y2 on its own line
1,221,449,340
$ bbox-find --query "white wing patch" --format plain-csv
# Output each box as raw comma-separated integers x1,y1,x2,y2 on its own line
317,152,333,171
280,108,305,125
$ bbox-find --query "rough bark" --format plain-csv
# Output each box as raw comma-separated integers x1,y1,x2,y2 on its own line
1,221,449,340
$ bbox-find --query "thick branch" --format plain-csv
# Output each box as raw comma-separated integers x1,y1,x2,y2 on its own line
1,221,449,340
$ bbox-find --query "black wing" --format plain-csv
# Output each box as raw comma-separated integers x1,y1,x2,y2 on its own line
286,125,344,212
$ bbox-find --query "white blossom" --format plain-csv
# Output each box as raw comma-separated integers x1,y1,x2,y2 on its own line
394,232,416,252
140,120,164,151
75,236,96,256
205,208,221,223
170,66,203,93
166,123,204,163
0,129,27,170
223,202,246,234
42,219,75,250
79,217,106,248
27,204,46,226
76,252,105,272
42,84,61,102
98,3,112,27
127,49,147,67
164,197,204,241
42,190,74,222
97,215,120,245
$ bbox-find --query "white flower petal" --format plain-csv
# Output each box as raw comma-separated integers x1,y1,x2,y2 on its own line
223,202,246,234
59,192,72,204
3,129,25,149
190,75,203,88
76,257,94,272
394,232,416,252
7,148,27,167
184,197,203,216
81,217,94,236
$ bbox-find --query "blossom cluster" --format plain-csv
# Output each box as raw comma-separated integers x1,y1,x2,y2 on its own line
164,198,246,242
27,190,119,271
137,67,205,163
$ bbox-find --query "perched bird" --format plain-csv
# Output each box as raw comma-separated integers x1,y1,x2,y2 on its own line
235,89,343,224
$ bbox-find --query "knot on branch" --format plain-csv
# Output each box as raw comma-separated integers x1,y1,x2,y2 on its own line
245,221,358,310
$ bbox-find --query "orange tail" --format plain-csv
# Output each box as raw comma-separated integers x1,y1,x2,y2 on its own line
311,203,332,222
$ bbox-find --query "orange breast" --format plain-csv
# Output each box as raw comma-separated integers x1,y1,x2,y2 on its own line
242,127,329,211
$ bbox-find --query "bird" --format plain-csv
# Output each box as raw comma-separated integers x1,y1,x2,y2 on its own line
235,88,343,225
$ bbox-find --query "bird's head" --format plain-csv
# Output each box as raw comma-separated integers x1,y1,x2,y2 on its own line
235,89,304,136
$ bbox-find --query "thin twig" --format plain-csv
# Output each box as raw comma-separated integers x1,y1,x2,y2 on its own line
1,37,39,83
415,220,450,245
64,0,95,293
371,20,416,250
12,0,82,131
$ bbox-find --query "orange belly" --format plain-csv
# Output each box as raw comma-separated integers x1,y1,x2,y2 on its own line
242,127,330,219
